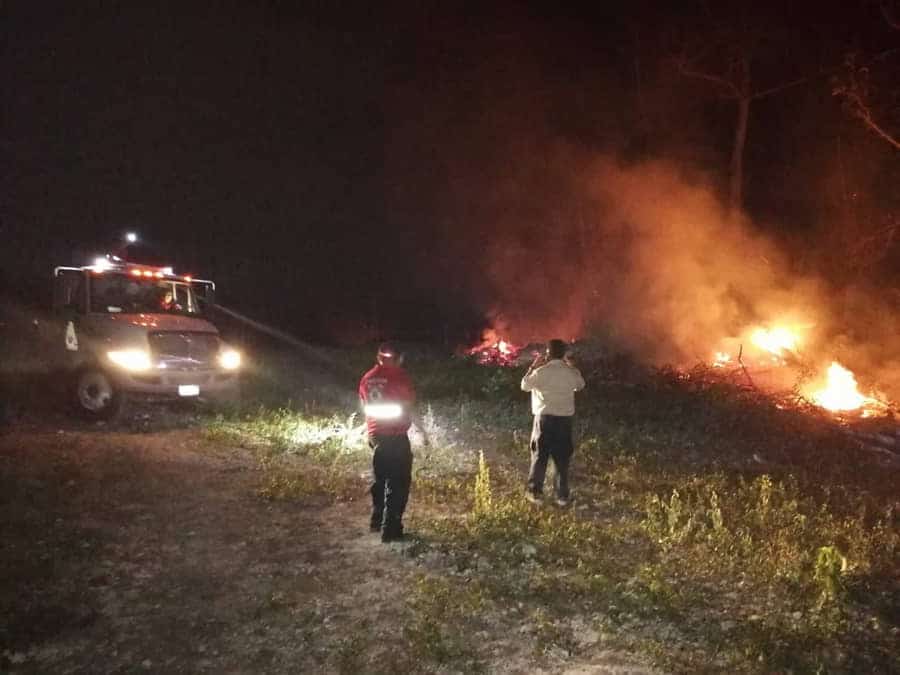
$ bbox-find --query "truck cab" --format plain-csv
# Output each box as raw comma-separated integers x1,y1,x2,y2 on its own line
53,257,242,418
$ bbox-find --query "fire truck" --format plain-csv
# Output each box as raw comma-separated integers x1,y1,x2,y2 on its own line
51,255,242,418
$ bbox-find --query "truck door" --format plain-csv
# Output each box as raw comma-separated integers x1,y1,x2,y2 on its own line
52,269,88,360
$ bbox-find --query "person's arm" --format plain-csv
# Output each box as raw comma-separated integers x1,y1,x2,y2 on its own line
358,376,368,409
402,374,430,446
570,366,585,392
521,352,546,391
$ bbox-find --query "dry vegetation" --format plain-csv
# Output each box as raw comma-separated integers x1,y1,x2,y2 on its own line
2,343,898,673
203,346,900,672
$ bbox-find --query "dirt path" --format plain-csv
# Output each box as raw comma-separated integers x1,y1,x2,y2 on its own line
0,422,657,674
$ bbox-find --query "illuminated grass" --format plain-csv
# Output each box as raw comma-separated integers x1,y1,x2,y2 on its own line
411,443,898,673
205,407,367,454
205,408,370,501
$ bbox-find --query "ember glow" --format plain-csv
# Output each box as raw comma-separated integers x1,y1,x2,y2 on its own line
467,328,523,366
807,361,886,415
713,351,732,368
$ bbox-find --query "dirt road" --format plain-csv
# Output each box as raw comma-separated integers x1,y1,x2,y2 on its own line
1,418,655,674
0,419,420,673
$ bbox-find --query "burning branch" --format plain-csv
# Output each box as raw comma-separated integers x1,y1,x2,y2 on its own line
737,344,756,390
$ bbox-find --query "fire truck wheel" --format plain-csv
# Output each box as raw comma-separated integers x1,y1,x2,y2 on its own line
74,369,123,420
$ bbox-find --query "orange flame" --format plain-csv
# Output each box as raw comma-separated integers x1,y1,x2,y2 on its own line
709,323,892,417
467,329,522,366
750,326,799,358
807,361,887,415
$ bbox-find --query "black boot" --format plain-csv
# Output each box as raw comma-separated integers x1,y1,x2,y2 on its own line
381,518,404,543
370,511,383,532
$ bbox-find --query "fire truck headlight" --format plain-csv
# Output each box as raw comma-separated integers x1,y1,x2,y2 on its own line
219,349,242,370
364,403,403,419
107,349,152,371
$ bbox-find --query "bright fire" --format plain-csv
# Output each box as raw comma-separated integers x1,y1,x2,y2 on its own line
807,361,886,414
710,322,892,416
713,351,732,368
750,326,799,357
467,328,523,366
712,324,804,369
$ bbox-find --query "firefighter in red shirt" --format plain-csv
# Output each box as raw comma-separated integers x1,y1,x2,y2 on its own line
358,343,421,542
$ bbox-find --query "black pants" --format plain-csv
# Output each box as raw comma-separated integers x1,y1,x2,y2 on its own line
370,434,413,529
527,414,574,499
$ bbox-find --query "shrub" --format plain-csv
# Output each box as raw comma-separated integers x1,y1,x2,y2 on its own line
813,545,848,606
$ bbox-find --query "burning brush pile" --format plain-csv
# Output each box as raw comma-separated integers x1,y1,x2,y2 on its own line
709,324,892,419
463,320,899,464
464,328,529,367
464,322,895,421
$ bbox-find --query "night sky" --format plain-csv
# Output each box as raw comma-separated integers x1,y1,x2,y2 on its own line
4,1,899,345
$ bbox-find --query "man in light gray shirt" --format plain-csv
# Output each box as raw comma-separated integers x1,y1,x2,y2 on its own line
520,339,586,506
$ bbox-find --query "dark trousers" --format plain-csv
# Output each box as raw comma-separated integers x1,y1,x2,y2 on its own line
527,414,575,499
370,434,413,529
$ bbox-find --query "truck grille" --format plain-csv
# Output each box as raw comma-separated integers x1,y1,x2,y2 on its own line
149,332,220,371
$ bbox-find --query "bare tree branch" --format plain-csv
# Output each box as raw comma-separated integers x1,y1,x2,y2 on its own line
869,47,900,63
851,222,900,256
882,1,900,30
752,76,810,100
834,58,900,151
677,61,742,98
857,107,900,149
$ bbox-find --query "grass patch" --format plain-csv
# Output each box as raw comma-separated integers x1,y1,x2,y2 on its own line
416,434,899,672
404,575,488,671
202,346,900,671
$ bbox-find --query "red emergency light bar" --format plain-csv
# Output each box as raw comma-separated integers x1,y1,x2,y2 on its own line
119,263,183,280
55,260,214,290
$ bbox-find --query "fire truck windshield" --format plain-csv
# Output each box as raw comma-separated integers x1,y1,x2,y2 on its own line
90,274,201,315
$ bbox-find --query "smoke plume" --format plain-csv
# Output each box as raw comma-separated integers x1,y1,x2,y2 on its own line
475,150,900,398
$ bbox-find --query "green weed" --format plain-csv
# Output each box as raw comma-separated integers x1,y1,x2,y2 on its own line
813,545,848,606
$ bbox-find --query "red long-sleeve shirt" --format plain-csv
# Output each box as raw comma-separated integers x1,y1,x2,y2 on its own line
358,364,415,436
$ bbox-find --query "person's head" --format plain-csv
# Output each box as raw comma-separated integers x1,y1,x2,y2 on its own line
163,291,173,303
376,342,403,366
546,339,568,360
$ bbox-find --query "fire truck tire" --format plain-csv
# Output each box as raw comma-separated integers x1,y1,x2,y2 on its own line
73,368,123,420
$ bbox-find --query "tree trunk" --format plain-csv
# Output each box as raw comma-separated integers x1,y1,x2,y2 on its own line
730,95,750,213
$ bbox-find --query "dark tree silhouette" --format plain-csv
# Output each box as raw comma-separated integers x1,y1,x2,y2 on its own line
670,4,812,213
